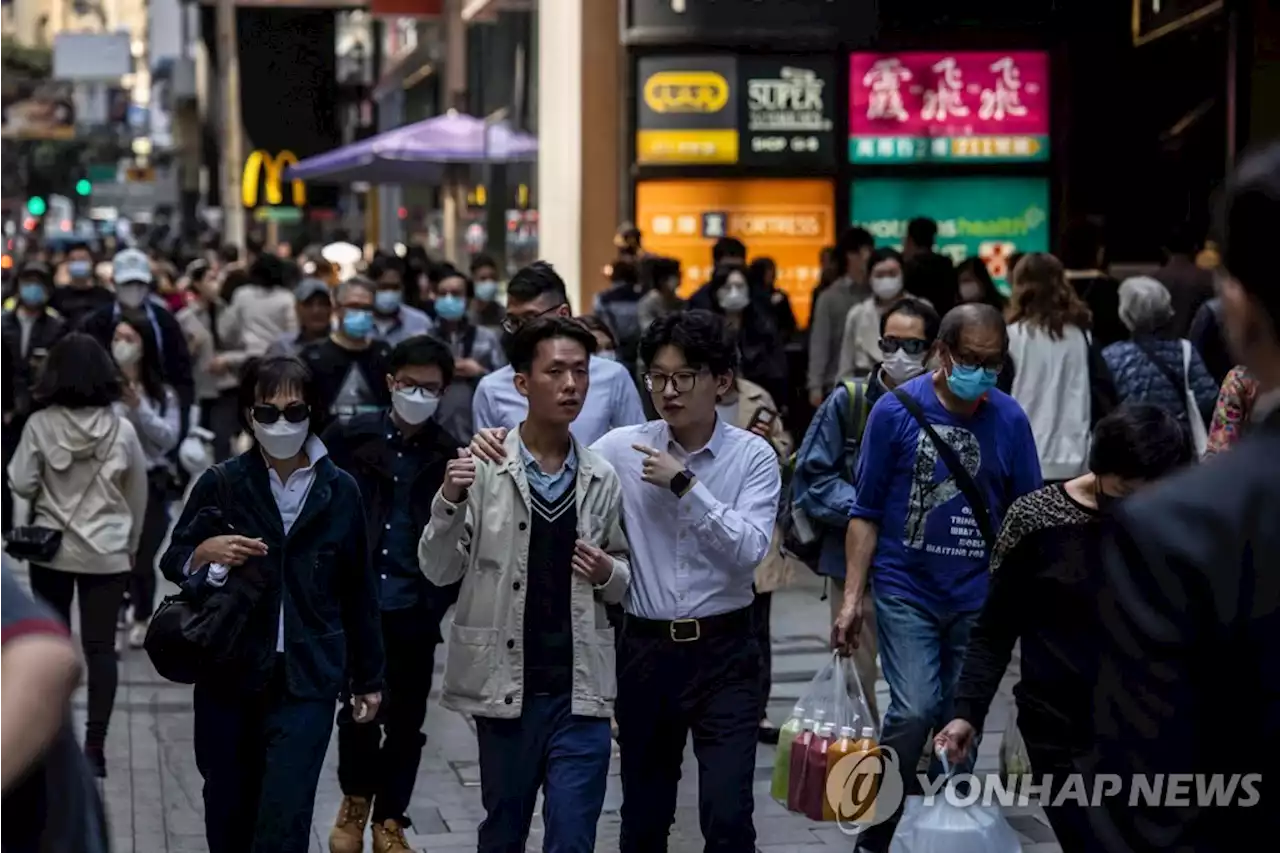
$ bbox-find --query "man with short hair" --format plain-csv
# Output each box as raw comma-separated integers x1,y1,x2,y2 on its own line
472,261,644,444
833,303,1042,852
300,277,392,428
267,278,335,357
50,242,113,327
468,254,506,329
420,317,630,853
808,227,875,406
368,257,433,346
903,217,958,317
324,335,461,853
1153,222,1215,340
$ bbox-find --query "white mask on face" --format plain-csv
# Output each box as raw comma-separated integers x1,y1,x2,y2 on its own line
252,419,309,460
112,339,141,367
871,276,904,301
881,348,928,385
391,388,440,425
117,283,149,309
717,285,750,313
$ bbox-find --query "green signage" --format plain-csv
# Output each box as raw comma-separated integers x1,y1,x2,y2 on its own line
850,176,1049,293
253,206,303,224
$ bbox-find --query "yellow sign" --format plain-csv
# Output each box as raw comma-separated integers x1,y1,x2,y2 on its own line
636,129,739,164
643,71,731,114
242,150,305,208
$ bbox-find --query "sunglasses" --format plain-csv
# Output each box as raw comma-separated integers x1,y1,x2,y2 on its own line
879,336,931,357
252,402,311,425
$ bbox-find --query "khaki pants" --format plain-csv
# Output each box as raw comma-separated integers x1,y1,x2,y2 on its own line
828,575,880,725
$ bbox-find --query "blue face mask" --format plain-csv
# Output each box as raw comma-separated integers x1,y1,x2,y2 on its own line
946,363,1000,401
341,309,374,340
434,294,467,321
67,260,92,279
18,283,47,307
374,290,402,314
474,279,498,301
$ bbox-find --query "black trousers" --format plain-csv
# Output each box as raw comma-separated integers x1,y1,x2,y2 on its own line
200,389,241,463
752,590,772,723
28,566,129,749
336,598,443,824
128,475,170,621
616,612,762,853
2,414,23,532
1025,745,1092,853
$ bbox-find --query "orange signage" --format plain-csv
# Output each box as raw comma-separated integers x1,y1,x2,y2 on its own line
635,178,835,328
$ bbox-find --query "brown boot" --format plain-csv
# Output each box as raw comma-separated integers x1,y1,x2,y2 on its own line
329,796,371,853
371,818,412,853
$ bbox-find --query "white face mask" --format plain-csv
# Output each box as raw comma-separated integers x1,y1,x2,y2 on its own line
112,339,141,367
871,276,904,301
717,284,750,313
252,419,309,460
881,348,928,384
391,388,440,425
117,283,149,309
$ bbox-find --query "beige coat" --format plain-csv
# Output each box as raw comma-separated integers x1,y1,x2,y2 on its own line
726,379,798,594
217,284,297,358
8,406,148,574
419,429,631,720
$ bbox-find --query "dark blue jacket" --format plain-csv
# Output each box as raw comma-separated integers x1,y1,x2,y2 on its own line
1101,336,1217,428
160,449,384,700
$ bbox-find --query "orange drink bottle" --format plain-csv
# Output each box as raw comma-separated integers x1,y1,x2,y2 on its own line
824,725,858,820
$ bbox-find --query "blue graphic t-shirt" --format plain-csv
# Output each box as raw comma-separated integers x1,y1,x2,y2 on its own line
851,373,1043,615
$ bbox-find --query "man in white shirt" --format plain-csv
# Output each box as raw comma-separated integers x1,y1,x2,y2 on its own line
472,261,645,445
469,310,781,852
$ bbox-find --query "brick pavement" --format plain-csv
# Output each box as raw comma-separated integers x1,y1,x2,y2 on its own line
49,569,1060,853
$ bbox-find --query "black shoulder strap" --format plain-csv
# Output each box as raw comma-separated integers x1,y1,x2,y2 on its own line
891,388,996,550
1133,340,1188,395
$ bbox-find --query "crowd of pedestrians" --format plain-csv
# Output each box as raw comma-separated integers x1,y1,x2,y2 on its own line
2,143,1278,853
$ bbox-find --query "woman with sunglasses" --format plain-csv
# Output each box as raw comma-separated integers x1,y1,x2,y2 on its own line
160,355,384,853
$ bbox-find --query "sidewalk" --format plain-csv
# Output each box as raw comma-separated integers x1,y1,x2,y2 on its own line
66,570,1060,853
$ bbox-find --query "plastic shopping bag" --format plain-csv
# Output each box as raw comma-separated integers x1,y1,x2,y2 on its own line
888,794,1023,853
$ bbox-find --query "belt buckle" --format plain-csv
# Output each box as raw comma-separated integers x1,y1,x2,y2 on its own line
670,618,701,643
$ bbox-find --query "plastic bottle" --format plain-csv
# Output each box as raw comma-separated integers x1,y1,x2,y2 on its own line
771,705,805,802
851,726,880,825
786,719,815,812
801,723,835,820
824,725,858,821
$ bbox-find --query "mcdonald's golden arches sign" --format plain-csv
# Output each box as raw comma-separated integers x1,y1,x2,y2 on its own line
242,150,306,207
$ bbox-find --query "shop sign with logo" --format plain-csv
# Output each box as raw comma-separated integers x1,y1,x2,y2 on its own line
242,150,306,208
849,51,1050,164
636,178,835,327
850,176,1049,290
637,55,836,166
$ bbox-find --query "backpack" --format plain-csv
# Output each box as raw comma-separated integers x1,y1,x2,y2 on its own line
780,379,871,569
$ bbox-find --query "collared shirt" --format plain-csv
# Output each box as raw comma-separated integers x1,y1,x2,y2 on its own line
473,355,646,447
590,417,781,619
518,431,578,502
375,413,434,610
204,435,327,652
373,303,434,347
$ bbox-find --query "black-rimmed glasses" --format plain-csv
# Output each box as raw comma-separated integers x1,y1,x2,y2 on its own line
501,305,560,334
644,371,702,394
252,402,311,424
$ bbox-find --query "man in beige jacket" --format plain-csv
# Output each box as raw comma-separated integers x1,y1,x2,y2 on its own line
419,316,629,853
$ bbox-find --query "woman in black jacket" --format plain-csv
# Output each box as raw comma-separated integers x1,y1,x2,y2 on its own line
707,265,789,407
160,355,384,853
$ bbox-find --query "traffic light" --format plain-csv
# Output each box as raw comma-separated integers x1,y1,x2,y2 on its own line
75,179,92,197
26,196,47,216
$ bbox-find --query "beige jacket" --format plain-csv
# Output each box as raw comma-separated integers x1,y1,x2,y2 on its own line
8,406,148,575
218,284,297,359
418,429,631,720
726,379,798,593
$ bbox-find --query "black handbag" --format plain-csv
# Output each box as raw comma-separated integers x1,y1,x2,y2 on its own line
5,419,119,564
145,464,266,685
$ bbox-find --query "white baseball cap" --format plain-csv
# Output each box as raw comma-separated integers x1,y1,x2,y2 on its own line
112,248,154,285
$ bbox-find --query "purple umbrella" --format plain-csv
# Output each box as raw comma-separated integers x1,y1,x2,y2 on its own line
285,110,538,183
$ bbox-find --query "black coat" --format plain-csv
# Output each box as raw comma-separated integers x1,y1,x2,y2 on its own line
80,300,195,410
1084,406,1280,852
2,308,67,419
321,411,462,614
159,449,384,700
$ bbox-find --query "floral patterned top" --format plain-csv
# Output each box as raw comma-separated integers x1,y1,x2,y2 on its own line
1206,365,1259,456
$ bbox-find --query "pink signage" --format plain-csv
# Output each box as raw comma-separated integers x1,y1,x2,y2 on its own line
848,51,1050,163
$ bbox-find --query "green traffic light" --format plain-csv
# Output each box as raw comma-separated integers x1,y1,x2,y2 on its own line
26,196,46,216
75,179,92,196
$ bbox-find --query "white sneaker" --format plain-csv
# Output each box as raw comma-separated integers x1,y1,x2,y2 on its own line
128,622,148,649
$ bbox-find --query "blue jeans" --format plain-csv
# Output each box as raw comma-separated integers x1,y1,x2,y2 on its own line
474,693,611,853
856,593,981,851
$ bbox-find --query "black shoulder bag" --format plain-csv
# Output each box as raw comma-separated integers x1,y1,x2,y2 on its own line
892,389,997,550
145,463,267,685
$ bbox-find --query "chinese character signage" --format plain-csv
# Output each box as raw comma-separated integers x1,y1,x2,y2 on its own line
637,55,836,167
739,57,836,167
849,52,1050,164
850,176,1050,291
636,178,835,327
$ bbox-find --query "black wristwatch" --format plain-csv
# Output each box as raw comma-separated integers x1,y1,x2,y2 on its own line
670,468,695,498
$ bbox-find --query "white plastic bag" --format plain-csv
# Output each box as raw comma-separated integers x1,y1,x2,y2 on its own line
889,794,1022,853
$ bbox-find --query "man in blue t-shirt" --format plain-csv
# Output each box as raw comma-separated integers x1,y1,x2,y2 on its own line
833,303,1042,851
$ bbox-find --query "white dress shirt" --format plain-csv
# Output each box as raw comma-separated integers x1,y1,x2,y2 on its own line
590,417,781,620
201,435,327,652
472,354,646,446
